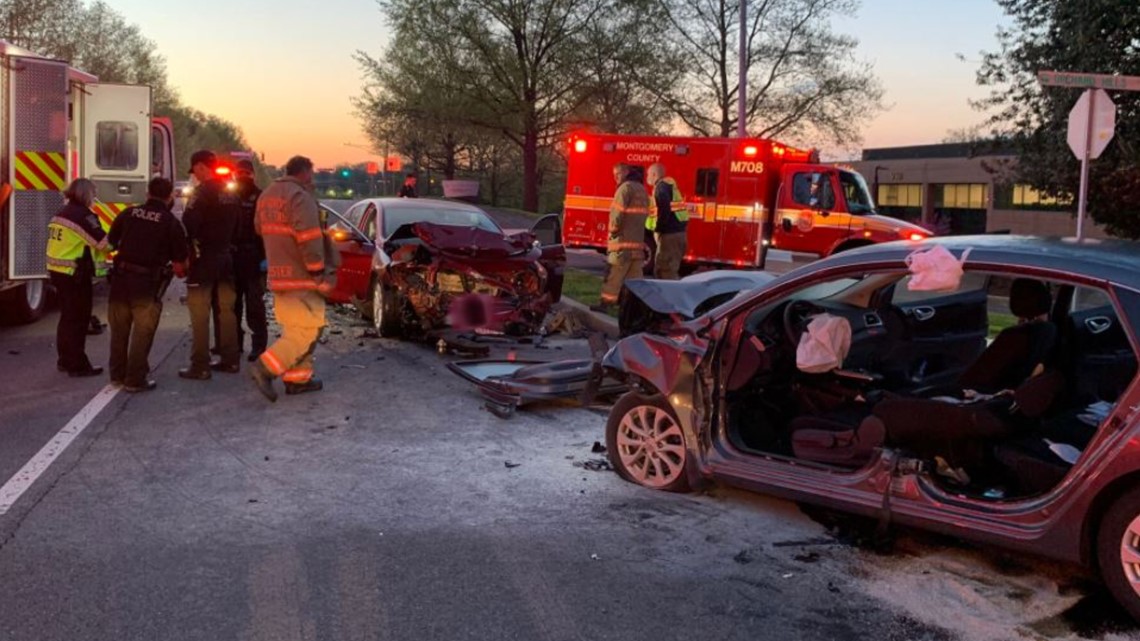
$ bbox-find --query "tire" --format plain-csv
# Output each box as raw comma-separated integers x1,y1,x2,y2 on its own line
0,280,48,325
605,392,692,492
371,278,403,338
1097,485,1140,622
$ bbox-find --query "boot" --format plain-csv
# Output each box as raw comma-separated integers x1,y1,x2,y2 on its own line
248,361,278,403
285,378,323,396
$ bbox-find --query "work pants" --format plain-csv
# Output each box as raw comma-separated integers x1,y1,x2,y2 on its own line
260,290,325,384
601,249,643,304
108,274,162,386
51,271,94,372
233,248,268,357
654,232,687,280
188,279,238,371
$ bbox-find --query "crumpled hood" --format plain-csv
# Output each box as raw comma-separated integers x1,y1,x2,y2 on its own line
392,222,533,259
619,270,776,337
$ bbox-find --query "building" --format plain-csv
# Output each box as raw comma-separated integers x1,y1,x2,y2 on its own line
850,142,1109,239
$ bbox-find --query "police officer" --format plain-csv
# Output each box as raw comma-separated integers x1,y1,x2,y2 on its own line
46,178,110,377
180,150,241,380
592,163,649,313
232,160,267,360
106,178,188,392
646,163,688,280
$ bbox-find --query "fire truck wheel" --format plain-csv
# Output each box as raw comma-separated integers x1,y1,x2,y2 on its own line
0,280,48,325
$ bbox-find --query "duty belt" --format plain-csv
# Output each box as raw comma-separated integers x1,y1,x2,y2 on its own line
115,259,162,277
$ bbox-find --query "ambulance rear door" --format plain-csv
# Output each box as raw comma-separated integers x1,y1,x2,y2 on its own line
81,83,152,208
7,55,70,280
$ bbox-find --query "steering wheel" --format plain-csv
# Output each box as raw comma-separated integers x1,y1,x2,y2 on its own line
783,299,824,344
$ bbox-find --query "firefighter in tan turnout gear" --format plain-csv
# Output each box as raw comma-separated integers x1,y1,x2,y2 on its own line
248,156,339,402
592,163,650,314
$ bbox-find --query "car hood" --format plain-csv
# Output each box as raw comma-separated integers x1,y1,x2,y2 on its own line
619,270,776,336
389,222,535,260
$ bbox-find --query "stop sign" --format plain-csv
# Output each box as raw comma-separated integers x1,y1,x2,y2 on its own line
1068,89,1116,160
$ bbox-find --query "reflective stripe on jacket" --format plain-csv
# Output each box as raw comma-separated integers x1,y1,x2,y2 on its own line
647,177,688,232
255,177,339,293
46,202,110,276
608,180,649,254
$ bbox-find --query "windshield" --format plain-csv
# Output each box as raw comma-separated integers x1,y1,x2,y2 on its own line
839,170,876,215
382,205,503,237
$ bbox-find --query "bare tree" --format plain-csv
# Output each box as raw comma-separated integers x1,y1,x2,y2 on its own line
659,0,883,144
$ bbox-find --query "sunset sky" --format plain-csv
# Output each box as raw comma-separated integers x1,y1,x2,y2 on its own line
112,0,1007,168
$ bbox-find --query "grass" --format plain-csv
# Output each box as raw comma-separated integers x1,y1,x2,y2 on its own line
561,268,614,315
989,311,1018,340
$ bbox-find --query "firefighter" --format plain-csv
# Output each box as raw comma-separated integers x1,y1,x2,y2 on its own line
179,150,241,380
231,159,268,361
592,163,649,313
646,163,689,280
398,173,418,198
106,178,188,392
46,178,110,377
248,155,338,402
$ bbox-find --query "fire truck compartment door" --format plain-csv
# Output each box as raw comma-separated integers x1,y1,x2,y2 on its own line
8,56,70,280
82,83,152,205
151,118,175,182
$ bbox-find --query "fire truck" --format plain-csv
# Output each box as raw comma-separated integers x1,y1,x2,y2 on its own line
0,41,173,323
562,132,929,269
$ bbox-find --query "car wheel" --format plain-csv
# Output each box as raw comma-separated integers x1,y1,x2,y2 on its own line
372,279,402,338
1097,485,1140,621
0,280,48,325
605,392,691,492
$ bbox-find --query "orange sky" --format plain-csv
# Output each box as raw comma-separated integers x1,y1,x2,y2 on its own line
113,0,1006,168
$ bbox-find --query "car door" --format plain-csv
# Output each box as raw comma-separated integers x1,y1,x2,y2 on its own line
876,272,989,390
1066,286,1138,403
320,203,374,305
530,214,565,301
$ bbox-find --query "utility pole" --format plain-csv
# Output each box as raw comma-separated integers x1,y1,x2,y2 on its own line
737,0,747,137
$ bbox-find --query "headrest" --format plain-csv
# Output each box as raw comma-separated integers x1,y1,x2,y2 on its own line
1010,279,1051,320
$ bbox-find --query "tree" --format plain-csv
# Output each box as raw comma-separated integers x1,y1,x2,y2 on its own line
974,0,1140,238
365,0,670,212
658,0,883,144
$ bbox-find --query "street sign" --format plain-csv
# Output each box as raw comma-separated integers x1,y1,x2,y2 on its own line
1068,89,1116,160
1038,70,1140,91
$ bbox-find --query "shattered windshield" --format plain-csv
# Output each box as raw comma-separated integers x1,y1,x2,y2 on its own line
382,205,503,237
839,170,876,215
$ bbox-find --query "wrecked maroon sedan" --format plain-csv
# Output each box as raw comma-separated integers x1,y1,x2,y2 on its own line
601,236,1140,619
321,199,564,337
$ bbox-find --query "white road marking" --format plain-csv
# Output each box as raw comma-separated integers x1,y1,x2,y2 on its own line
0,384,120,515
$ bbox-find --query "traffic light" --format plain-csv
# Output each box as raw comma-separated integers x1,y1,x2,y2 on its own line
339,168,352,178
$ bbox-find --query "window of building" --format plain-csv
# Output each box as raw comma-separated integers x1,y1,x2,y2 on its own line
877,184,923,208
695,168,719,197
935,183,987,209
1012,184,1072,207
96,122,139,171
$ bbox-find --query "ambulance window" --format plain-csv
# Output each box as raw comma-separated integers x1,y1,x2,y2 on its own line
695,168,719,197
95,122,139,171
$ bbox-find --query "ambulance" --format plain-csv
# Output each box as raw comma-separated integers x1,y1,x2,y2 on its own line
0,41,173,323
562,132,929,270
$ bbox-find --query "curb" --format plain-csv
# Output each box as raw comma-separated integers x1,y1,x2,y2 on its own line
556,296,619,339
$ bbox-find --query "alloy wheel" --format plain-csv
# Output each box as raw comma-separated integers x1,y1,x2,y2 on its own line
372,280,384,332
1120,513,1140,599
616,404,686,488
24,280,44,311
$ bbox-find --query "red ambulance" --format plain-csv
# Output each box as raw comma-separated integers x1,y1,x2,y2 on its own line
562,132,930,269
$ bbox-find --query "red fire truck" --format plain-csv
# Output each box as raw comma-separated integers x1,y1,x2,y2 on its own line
562,132,929,269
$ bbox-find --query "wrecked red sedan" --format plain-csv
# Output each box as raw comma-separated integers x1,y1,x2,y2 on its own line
321,199,565,337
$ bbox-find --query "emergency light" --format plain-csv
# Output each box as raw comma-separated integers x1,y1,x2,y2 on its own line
574,140,587,153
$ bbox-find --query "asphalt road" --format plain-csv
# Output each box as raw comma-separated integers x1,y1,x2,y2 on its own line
0,211,1134,640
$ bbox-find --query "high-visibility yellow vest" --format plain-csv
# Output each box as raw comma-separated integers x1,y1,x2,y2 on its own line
646,177,688,231
46,215,109,277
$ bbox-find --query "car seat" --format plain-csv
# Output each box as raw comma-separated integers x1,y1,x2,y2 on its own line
789,279,1060,467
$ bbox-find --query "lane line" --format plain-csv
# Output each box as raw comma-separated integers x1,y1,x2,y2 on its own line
0,384,121,515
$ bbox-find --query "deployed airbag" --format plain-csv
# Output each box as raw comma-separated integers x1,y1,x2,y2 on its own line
796,314,852,373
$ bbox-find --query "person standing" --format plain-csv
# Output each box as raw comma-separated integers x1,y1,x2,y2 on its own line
398,173,418,198
180,150,241,380
592,163,649,313
646,163,688,280
106,178,188,392
231,159,267,361
248,155,337,402
46,178,110,377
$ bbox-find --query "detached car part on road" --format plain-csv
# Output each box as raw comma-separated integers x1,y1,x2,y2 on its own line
320,199,565,337
600,236,1140,620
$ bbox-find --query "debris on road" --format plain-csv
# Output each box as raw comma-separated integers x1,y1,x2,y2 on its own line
591,441,606,454
504,461,521,469
574,458,613,472
794,551,821,563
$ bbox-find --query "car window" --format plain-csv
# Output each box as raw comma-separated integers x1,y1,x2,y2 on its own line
343,202,367,228
381,205,503,237
1073,286,1113,312
791,173,835,210
891,272,988,305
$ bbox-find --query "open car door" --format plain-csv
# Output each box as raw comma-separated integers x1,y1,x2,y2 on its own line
318,204,374,306
530,214,565,302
